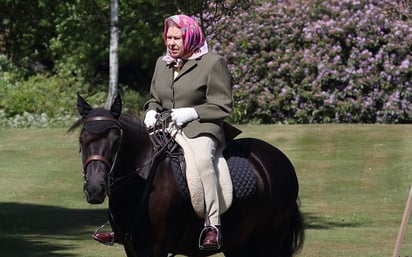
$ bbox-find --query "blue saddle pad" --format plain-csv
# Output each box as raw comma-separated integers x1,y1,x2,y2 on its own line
170,148,257,201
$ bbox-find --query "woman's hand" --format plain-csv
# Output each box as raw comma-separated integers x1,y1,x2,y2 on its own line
144,110,158,128
171,108,198,126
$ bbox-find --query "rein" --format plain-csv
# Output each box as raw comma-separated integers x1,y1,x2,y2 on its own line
108,111,176,191
107,112,178,244
82,113,178,245
107,121,175,193
82,113,176,192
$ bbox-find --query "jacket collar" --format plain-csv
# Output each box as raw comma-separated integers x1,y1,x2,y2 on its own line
168,58,199,81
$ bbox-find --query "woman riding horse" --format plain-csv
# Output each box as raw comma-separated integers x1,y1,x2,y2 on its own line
73,93,304,256
94,14,236,250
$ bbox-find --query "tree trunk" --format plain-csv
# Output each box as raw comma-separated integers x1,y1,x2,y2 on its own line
106,0,119,109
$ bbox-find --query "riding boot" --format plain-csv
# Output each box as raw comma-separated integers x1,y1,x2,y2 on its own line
200,225,222,250
93,231,119,246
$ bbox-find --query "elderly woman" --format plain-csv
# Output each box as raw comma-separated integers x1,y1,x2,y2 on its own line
144,14,232,250
94,14,233,250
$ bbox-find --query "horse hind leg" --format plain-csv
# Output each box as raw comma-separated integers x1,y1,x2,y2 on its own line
222,224,291,257
223,234,277,257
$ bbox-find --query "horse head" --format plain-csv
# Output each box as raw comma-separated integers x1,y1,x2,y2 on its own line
74,93,123,204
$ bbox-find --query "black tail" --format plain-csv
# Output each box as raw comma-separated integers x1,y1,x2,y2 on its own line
242,200,305,257
286,200,305,256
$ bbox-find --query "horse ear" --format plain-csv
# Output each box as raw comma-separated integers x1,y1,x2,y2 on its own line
111,94,122,119
77,93,93,117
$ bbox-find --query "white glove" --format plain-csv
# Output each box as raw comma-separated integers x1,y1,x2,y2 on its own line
171,107,198,126
144,110,158,128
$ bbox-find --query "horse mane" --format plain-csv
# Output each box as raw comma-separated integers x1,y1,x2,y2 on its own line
118,112,148,136
119,112,143,125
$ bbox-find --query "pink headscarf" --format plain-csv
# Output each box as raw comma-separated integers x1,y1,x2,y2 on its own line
162,14,208,65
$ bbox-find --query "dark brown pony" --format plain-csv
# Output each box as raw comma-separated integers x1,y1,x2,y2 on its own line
70,94,304,257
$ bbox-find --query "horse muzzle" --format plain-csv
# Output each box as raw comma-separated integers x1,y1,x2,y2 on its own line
84,182,107,204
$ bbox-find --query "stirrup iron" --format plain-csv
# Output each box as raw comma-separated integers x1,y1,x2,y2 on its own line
198,225,222,250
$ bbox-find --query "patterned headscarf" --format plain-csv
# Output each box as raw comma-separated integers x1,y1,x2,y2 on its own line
162,14,208,65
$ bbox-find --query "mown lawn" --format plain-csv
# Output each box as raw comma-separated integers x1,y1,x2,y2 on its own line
1,125,411,257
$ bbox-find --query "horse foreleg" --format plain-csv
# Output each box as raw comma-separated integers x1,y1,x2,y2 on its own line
223,242,255,257
123,242,158,257
124,245,137,257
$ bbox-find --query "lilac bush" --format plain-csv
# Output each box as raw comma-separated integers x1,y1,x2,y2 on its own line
207,0,412,124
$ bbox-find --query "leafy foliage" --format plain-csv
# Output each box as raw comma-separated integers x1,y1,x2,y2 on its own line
2,0,412,126
0,0,59,76
0,0,253,92
0,54,147,128
0,0,253,128
210,0,412,124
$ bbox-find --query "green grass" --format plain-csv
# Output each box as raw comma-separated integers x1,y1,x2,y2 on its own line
1,125,412,256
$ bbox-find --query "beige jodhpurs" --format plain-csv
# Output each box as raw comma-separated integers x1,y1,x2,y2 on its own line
170,126,227,226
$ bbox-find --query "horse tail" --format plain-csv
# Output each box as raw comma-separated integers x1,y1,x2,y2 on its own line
286,199,305,256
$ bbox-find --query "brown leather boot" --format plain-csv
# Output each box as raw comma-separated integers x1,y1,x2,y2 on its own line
93,231,116,246
200,226,222,250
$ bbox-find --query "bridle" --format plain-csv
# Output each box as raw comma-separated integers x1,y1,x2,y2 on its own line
81,112,177,196
81,116,123,191
82,112,181,244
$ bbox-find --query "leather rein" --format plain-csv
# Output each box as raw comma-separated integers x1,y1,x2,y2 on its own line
82,113,177,246
81,114,175,196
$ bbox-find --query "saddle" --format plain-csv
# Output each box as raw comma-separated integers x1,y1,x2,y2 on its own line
150,129,257,217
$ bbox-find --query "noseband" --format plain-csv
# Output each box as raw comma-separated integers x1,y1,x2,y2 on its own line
82,116,123,188
83,154,112,172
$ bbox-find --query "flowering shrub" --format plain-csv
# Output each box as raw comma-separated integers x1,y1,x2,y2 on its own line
208,0,412,123
0,110,77,128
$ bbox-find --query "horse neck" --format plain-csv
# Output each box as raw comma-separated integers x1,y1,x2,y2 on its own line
108,121,155,232
117,119,154,177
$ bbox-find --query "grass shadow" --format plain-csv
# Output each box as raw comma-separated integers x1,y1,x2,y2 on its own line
0,202,108,257
303,212,365,230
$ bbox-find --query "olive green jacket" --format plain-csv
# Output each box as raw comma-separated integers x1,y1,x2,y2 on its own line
144,52,232,144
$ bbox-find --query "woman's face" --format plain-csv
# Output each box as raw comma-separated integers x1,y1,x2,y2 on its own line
166,26,184,58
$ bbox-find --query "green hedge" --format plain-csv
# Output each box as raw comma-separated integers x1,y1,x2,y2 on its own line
0,58,147,128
